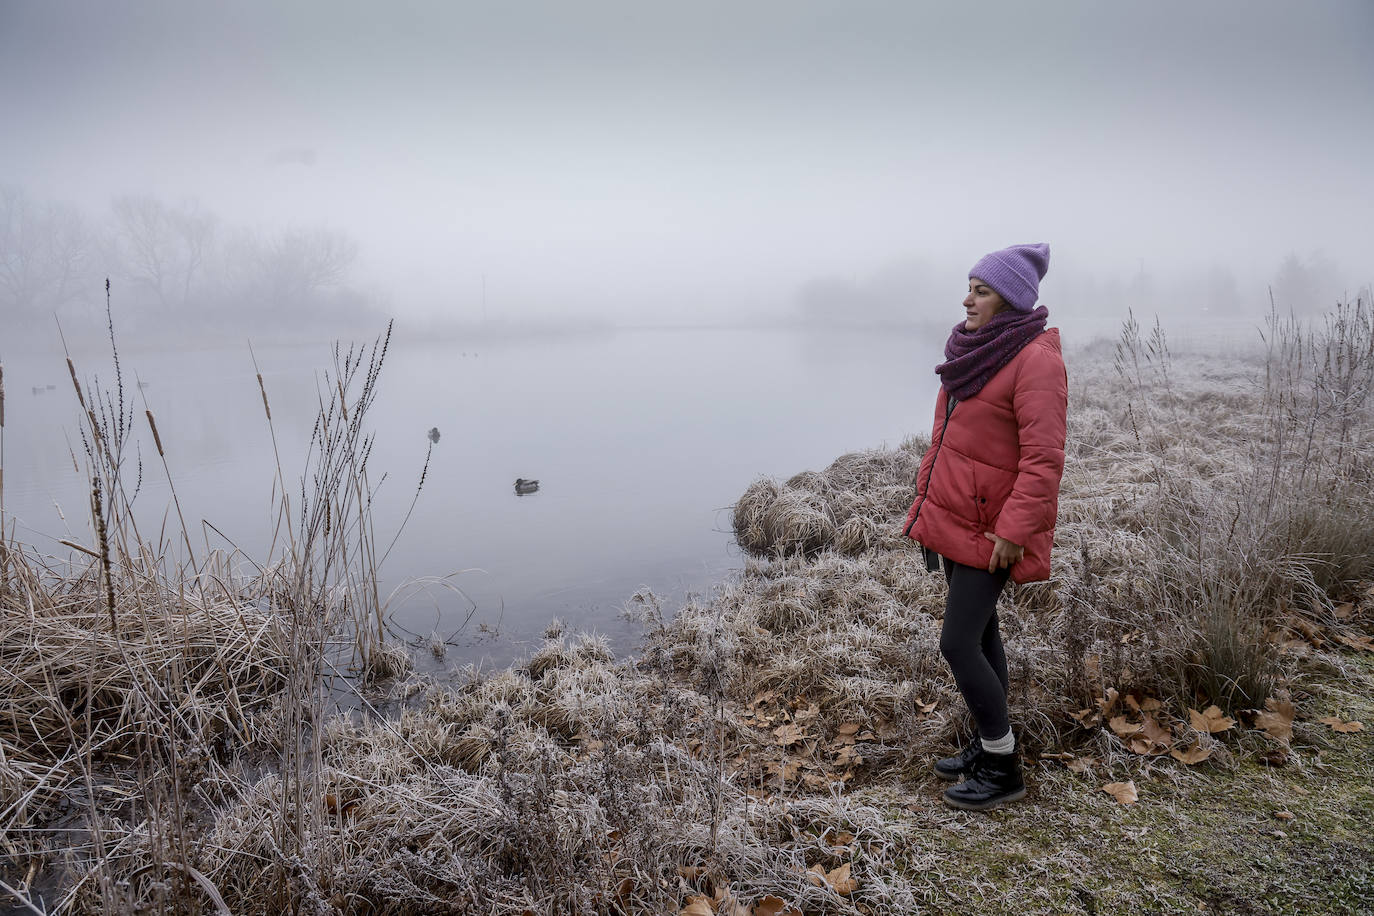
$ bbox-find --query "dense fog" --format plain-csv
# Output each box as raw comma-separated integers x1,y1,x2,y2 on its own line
2,0,1372,339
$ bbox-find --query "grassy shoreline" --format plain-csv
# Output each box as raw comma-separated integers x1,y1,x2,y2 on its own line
4,306,1374,914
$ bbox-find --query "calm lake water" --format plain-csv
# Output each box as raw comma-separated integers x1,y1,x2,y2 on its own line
2,325,943,671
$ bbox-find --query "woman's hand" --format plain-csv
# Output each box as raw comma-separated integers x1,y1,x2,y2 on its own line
984,532,1024,573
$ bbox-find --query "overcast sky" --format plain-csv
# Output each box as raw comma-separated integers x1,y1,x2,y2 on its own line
3,0,1371,322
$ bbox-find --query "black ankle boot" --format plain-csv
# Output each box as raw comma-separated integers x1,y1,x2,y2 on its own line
942,751,1025,811
933,740,981,781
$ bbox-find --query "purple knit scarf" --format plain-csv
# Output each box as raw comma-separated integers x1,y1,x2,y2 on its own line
935,306,1048,400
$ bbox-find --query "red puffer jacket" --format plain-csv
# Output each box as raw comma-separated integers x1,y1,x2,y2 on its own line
903,328,1067,583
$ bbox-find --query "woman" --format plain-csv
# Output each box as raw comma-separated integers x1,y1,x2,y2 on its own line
902,242,1067,811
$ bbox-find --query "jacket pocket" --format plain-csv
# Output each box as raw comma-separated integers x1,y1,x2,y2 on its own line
972,462,1017,528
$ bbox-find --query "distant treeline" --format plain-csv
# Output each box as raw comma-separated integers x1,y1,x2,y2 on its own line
792,250,1358,329
1,186,381,333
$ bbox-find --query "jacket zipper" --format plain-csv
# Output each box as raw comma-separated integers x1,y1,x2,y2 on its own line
903,396,958,537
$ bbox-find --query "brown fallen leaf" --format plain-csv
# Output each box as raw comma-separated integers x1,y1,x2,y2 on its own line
773,722,805,746
1334,631,1374,652
834,745,863,767
1255,697,1296,744
680,895,715,916
1128,736,1170,757
1290,615,1324,645
1170,742,1214,765
1125,694,1162,714
1098,687,1121,717
1102,780,1139,804
1189,705,1236,734
765,759,801,782
825,862,858,897
1115,712,1171,755
1140,714,1174,747
1108,715,1141,739
1317,715,1364,733
751,896,803,916
806,862,857,896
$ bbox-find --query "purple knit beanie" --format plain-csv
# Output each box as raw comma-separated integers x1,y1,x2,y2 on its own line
969,243,1051,313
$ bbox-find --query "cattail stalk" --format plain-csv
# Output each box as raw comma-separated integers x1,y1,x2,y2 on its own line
58,537,101,559
250,343,298,561
145,408,195,564
146,409,165,457
67,357,86,410
92,476,115,629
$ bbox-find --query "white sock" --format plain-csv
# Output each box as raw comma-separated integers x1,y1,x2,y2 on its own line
981,730,1015,755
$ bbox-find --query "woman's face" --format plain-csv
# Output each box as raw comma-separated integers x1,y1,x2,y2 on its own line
963,278,1008,331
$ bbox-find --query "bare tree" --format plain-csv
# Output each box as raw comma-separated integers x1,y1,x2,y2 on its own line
109,195,217,311
169,202,216,310
259,227,358,309
110,194,174,308
0,186,92,318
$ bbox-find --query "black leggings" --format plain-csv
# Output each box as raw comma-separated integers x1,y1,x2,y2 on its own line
938,557,1011,740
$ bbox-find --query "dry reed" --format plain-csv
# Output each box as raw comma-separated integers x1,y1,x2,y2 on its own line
2,304,419,913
